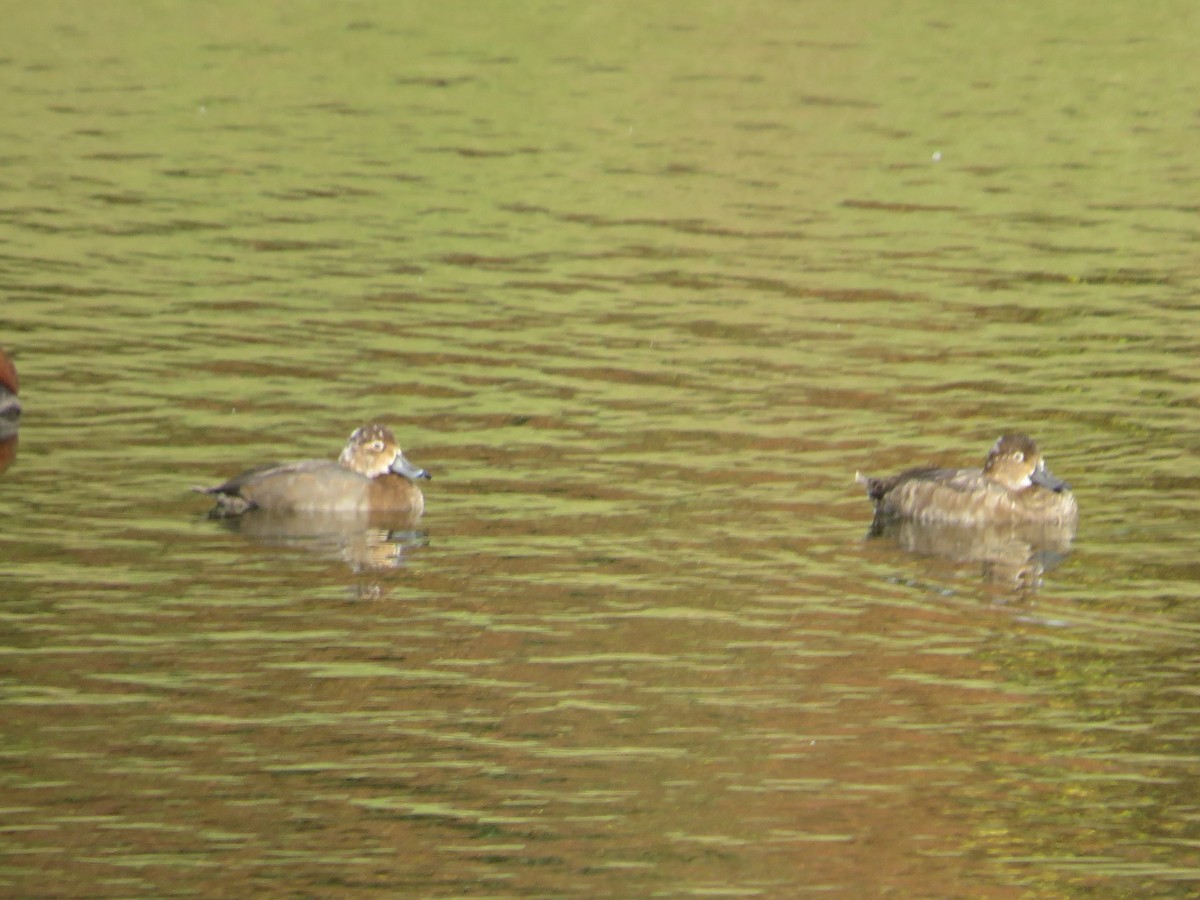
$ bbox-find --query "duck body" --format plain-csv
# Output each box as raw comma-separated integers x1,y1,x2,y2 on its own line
196,424,430,519
0,347,19,419
857,434,1077,528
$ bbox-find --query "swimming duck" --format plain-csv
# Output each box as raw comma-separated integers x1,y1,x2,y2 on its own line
196,424,430,518
0,347,19,420
857,433,1077,527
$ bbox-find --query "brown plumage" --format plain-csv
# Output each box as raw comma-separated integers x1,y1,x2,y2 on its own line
857,434,1077,527
0,347,19,419
195,424,430,518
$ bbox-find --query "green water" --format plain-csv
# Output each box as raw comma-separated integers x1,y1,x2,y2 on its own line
2,2,1199,896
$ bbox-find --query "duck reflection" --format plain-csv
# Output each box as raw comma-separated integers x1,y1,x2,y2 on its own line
214,509,428,572
0,430,17,476
867,515,1075,591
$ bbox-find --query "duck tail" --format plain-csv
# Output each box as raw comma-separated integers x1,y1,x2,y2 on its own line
855,471,889,502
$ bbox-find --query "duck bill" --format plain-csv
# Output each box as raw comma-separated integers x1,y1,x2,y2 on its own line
390,452,431,481
1030,465,1069,493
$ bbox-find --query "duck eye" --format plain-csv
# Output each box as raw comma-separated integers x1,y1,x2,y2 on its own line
371,441,385,452
1012,451,1023,463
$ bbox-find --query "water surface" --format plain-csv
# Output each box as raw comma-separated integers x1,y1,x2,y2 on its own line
3,2,1200,896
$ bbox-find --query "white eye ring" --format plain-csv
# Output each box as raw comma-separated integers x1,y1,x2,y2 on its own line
371,440,386,452
1012,451,1024,462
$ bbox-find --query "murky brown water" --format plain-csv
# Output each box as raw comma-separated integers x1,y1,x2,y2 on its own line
3,2,1200,897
